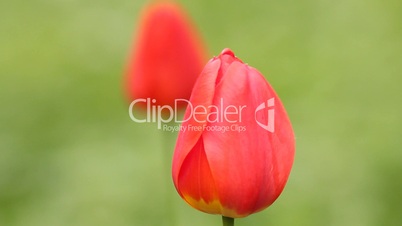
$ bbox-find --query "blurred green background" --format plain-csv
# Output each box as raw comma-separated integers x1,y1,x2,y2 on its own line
1,0,401,225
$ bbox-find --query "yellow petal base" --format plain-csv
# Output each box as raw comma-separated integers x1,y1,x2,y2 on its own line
182,194,247,218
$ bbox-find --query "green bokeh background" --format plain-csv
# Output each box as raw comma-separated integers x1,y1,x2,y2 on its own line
1,0,401,225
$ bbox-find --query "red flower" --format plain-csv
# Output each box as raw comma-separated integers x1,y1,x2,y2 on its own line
125,1,207,108
172,49,295,218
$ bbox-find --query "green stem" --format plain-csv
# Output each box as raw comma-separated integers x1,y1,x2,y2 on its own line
161,120,179,226
222,216,235,226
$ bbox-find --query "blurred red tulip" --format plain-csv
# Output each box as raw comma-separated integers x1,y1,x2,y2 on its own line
125,1,207,108
172,48,295,218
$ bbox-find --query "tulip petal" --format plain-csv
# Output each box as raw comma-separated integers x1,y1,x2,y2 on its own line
177,137,221,214
172,59,221,188
246,67,295,213
202,61,294,217
201,61,266,217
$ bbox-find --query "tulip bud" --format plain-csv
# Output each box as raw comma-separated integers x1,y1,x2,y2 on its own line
172,48,295,218
125,1,207,108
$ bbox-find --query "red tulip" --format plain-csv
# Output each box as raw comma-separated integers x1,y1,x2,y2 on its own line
172,49,295,218
125,1,207,108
